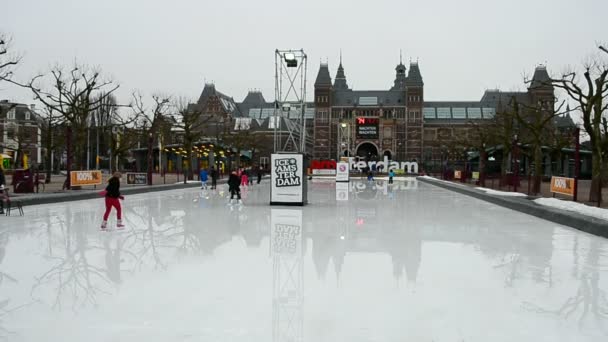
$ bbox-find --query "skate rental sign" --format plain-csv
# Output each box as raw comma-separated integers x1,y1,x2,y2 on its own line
270,153,308,206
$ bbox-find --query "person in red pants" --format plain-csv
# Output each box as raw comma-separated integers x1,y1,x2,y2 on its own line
101,172,125,230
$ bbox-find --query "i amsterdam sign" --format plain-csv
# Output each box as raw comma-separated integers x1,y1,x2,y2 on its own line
311,156,419,174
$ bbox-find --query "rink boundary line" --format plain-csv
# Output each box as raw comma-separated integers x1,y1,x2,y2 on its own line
11,181,224,206
417,177,608,239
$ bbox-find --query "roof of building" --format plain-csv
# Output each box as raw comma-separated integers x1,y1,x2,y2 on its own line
406,62,423,86
333,62,349,90
314,63,332,87
332,90,406,107
237,90,274,118
196,83,243,117
530,66,553,90
0,100,39,122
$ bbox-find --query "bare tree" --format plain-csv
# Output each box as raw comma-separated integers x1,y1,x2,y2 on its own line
552,51,608,202
510,96,567,194
173,97,215,182
8,63,119,187
0,33,20,83
132,92,171,184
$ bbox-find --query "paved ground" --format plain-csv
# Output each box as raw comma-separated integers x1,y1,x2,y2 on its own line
0,178,607,341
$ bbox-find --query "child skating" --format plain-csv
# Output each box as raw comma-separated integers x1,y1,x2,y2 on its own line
241,169,249,187
101,172,125,230
200,168,209,189
388,169,395,184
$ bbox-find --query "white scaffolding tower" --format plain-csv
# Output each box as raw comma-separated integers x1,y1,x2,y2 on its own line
274,49,308,153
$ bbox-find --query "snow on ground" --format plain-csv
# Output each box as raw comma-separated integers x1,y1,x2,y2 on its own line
476,187,527,197
534,197,608,221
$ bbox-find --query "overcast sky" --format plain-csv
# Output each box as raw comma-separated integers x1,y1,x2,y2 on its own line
2,0,607,106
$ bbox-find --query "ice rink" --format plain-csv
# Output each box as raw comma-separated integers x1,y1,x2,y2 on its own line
1,178,607,341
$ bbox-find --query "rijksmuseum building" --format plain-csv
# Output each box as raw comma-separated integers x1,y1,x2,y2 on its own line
183,56,580,175
310,58,573,162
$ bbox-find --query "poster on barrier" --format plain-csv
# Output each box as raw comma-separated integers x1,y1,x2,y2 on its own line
270,153,307,205
126,172,147,185
336,162,350,182
70,170,103,186
550,176,575,196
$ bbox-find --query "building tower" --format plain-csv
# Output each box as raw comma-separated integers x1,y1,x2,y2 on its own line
313,63,333,159
405,62,424,161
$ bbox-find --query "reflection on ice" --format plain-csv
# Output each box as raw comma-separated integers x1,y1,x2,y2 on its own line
0,179,606,341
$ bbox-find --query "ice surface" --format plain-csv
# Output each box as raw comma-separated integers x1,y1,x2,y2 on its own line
0,179,607,341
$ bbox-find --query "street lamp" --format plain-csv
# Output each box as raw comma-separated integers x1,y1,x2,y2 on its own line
147,132,153,185
513,134,519,193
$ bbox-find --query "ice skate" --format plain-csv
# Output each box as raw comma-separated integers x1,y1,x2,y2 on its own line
100,221,108,231
116,220,125,230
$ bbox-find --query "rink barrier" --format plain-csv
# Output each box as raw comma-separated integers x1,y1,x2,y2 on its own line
418,177,608,239
10,181,224,207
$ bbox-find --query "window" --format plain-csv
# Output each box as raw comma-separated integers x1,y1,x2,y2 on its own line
384,126,393,138
482,107,496,119
437,107,451,119
25,111,31,120
467,108,482,119
423,107,436,119
359,97,378,106
316,110,329,123
452,108,466,119
409,111,420,123
7,108,16,120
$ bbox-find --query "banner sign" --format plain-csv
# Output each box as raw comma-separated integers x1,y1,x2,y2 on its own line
472,172,480,180
126,172,147,185
454,170,462,179
312,169,336,175
271,153,307,205
550,176,575,196
336,162,350,182
356,117,379,139
270,209,303,256
70,170,102,186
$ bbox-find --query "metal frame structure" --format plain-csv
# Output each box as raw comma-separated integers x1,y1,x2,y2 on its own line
337,121,351,160
274,49,308,153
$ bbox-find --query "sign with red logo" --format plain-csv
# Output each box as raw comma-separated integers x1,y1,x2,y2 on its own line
356,117,379,139
336,162,350,182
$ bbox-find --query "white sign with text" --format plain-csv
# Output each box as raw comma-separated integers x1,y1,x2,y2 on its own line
271,153,306,205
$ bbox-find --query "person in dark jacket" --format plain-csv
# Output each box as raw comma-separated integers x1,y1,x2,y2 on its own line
101,172,125,230
257,166,263,184
210,166,218,190
0,167,5,214
228,171,242,204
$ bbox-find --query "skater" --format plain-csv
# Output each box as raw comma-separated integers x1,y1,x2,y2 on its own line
248,167,253,186
210,166,218,190
257,166,263,184
228,171,242,204
388,169,395,184
0,166,5,215
367,170,374,182
200,168,209,189
241,168,249,187
101,172,125,230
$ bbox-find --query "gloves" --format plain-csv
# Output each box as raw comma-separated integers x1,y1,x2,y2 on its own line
119,195,125,200
99,190,107,196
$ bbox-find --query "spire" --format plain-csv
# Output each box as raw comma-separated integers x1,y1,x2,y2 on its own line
391,55,407,91
334,52,349,90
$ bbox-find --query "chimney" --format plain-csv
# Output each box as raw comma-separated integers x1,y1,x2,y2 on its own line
30,104,36,110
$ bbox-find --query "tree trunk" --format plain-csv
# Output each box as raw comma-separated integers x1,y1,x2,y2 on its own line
45,131,53,183
589,148,603,203
533,145,542,195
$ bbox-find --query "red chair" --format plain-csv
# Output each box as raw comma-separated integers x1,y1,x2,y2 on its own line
2,189,24,216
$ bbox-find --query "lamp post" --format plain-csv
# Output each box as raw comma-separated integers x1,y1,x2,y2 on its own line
480,143,486,187
147,132,153,185
513,134,519,193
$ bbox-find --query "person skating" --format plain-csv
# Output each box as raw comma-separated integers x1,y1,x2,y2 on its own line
388,169,395,184
241,168,249,187
257,166,263,184
101,172,125,230
367,170,374,182
210,166,218,190
228,171,242,204
0,166,5,215
200,168,209,189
